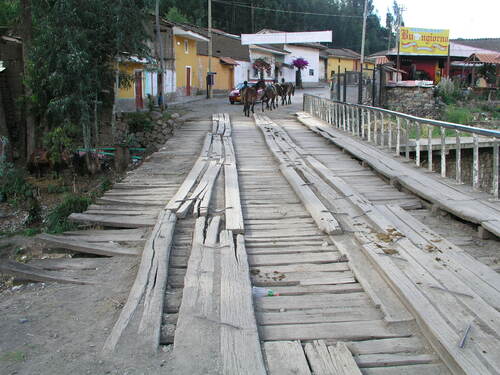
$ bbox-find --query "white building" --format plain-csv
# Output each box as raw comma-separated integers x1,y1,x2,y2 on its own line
256,29,326,86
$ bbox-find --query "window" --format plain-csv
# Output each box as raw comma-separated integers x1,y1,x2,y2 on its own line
309,69,314,76
184,40,189,54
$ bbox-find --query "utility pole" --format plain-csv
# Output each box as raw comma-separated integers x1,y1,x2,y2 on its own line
208,0,213,98
251,0,255,33
358,0,368,104
155,0,165,110
395,5,406,82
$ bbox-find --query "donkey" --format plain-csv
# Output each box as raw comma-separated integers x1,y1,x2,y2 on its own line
283,82,295,105
261,84,279,112
241,86,257,117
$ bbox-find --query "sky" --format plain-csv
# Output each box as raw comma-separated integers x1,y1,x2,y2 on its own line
372,0,500,39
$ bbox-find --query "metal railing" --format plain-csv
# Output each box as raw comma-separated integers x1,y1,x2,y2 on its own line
303,94,500,198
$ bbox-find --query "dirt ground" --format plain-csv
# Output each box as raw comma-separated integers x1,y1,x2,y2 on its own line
1,86,498,374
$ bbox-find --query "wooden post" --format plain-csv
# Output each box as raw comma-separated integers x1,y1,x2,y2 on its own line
472,133,479,189
405,119,410,160
455,130,461,183
388,115,392,149
440,127,447,178
492,140,498,198
373,110,378,145
380,112,385,147
367,110,371,142
114,144,130,173
415,122,420,167
427,125,433,171
361,109,365,139
396,116,401,156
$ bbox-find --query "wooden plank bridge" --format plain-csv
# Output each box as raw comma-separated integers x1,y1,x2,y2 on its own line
30,108,500,374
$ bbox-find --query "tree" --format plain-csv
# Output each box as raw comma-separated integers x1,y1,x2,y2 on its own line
26,0,150,168
292,57,309,89
165,6,190,23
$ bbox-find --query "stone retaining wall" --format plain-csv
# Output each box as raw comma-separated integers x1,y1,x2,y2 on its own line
385,86,442,119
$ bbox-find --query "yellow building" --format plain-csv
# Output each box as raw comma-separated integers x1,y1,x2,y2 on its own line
172,26,209,96
325,48,374,77
197,55,237,91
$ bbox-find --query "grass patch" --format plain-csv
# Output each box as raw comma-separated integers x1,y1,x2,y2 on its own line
45,194,92,234
442,105,473,125
0,351,25,362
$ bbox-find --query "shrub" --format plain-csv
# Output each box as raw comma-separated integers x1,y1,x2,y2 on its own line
443,105,473,125
436,78,462,104
125,112,153,133
0,161,35,204
45,194,91,233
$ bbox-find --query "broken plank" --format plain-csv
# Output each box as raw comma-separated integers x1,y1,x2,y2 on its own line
220,231,266,374
264,341,311,375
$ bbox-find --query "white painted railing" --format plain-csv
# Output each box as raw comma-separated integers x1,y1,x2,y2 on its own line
303,94,500,198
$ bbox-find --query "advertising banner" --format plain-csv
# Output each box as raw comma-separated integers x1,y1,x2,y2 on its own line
399,27,450,55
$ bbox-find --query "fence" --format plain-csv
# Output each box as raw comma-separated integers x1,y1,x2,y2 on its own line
303,94,500,198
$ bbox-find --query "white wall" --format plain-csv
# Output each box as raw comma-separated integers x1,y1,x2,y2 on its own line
283,45,320,83
234,60,252,85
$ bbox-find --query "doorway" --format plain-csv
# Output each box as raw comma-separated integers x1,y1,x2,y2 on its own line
134,71,143,109
186,66,191,96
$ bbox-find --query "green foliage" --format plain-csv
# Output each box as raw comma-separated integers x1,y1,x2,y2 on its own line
125,112,154,133
43,123,77,165
0,0,19,28
45,193,91,233
165,6,190,23
98,177,112,193
47,183,69,194
159,0,395,54
27,0,151,151
443,105,473,125
0,161,35,204
436,78,463,104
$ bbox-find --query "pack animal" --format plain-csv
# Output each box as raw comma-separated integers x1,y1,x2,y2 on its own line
261,84,279,112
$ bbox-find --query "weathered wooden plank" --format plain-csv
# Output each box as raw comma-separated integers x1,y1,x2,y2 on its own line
257,306,382,325
248,252,341,266
102,209,174,354
68,213,156,228
361,364,451,374
171,216,220,373
0,260,93,285
261,320,407,341
264,341,311,375
137,210,177,350
38,233,139,257
220,231,266,374
355,353,437,368
343,337,424,355
255,292,368,311
223,136,245,234
304,340,338,375
327,342,363,375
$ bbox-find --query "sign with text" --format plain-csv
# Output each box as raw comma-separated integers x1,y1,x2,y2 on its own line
399,27,449,55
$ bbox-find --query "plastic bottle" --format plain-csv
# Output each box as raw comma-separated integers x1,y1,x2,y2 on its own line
252,286,280,297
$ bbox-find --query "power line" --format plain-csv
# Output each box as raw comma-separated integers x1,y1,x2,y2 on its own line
212,0,364,19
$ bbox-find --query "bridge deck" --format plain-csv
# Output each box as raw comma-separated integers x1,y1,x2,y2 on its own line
28,111,499,374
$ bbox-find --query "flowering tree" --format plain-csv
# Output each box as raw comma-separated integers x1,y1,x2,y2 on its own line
253,58,271,80
292,58,309,89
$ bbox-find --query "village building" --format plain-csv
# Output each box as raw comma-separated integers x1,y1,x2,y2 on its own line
369,39,500,84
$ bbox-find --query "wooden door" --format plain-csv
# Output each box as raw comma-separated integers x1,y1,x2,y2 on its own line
186,67,191,96
135,71,143,109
